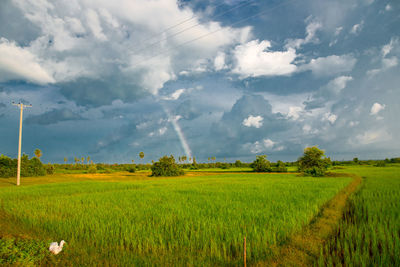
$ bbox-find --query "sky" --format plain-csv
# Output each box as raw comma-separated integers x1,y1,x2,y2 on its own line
0,0,399,163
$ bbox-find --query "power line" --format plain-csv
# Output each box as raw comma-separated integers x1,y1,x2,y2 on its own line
130,0,256,56
129,0,298,68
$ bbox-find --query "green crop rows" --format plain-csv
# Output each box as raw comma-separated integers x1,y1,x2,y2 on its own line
0,173,350,266
318,166,400,266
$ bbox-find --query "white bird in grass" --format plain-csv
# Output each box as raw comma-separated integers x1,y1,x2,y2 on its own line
49,240,66,255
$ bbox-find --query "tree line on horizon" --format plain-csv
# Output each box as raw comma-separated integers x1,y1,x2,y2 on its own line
1,147,399,178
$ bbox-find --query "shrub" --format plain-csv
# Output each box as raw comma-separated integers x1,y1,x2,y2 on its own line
151,155,184,177
21,156,46,177
234,160,242,167
189,157,199,170
220,163,230,169
297,146,331,177
375,161,386,167
126,165,136,173
45,164,55,175
273,160,287,172
251,155,272,172
88,165,97,174
304,166,326,177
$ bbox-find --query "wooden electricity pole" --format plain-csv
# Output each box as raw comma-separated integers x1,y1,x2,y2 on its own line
12,102,32,186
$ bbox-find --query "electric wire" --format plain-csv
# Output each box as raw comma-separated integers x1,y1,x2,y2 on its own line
137,0,254,46
130,0,256,56
129,0,299,68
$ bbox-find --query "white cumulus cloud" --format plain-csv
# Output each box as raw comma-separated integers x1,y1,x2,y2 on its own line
6,0,252,100
0,38,55,84
287,106,303,120
326,76,353,94
370,103,385,115
350,21,364,35
323,113,337,124
355,129,391,145
214,52,227,71
243,138,282,154
242,115,263,128
285,18,322,49
301,54,357,77
232,40,298,78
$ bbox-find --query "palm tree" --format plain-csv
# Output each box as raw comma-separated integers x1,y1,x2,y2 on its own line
64,157,68,164
81,157,85,165
34,149,42,159
139,152,145,162
87,156,91,164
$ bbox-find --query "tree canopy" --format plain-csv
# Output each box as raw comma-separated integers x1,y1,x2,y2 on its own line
297,146,331,177
151,155,184,177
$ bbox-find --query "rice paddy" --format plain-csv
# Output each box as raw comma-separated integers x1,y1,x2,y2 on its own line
0,172,351,266
317,166,400,266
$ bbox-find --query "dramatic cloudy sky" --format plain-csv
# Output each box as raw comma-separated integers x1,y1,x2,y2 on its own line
0,0,399,163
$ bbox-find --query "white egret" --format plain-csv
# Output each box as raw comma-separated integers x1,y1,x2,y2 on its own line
49,240,66,255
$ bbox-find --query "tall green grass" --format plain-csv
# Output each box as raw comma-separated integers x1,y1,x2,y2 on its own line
317,166,400,266
0,173,351,265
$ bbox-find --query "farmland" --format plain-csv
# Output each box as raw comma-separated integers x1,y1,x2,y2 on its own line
317,166,400,266
1,165,399,266
1,171,352,266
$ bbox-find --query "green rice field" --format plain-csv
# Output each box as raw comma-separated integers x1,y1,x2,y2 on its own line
317,166,400,266
0,172,351,266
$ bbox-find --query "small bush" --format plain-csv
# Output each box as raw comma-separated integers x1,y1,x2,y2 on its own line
375,161,386,167
87,165,97,174
151,155,184,177
45,164,55,175
189,157,199,170
251,155,272,172
303,166,326,177
234,160,242,167
126,165,136,173
273,160,287,172
220,163,230,169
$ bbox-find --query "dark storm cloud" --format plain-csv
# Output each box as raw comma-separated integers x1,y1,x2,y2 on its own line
25,108,85,125
0,0,399,162
59,77,147,107
205,94,290,157
0,0,41,45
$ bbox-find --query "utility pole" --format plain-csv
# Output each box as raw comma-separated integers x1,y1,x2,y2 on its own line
12,102,32,186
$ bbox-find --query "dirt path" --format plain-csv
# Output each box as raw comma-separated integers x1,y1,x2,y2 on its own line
257,173,362,266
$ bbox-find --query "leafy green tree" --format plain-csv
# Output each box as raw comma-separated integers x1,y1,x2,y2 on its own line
151,155,184,177
34,149,42,159
251,155,272,172
298,146,331,177
234,160,242,167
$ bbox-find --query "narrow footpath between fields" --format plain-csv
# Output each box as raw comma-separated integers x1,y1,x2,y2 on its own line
258,173,362,267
